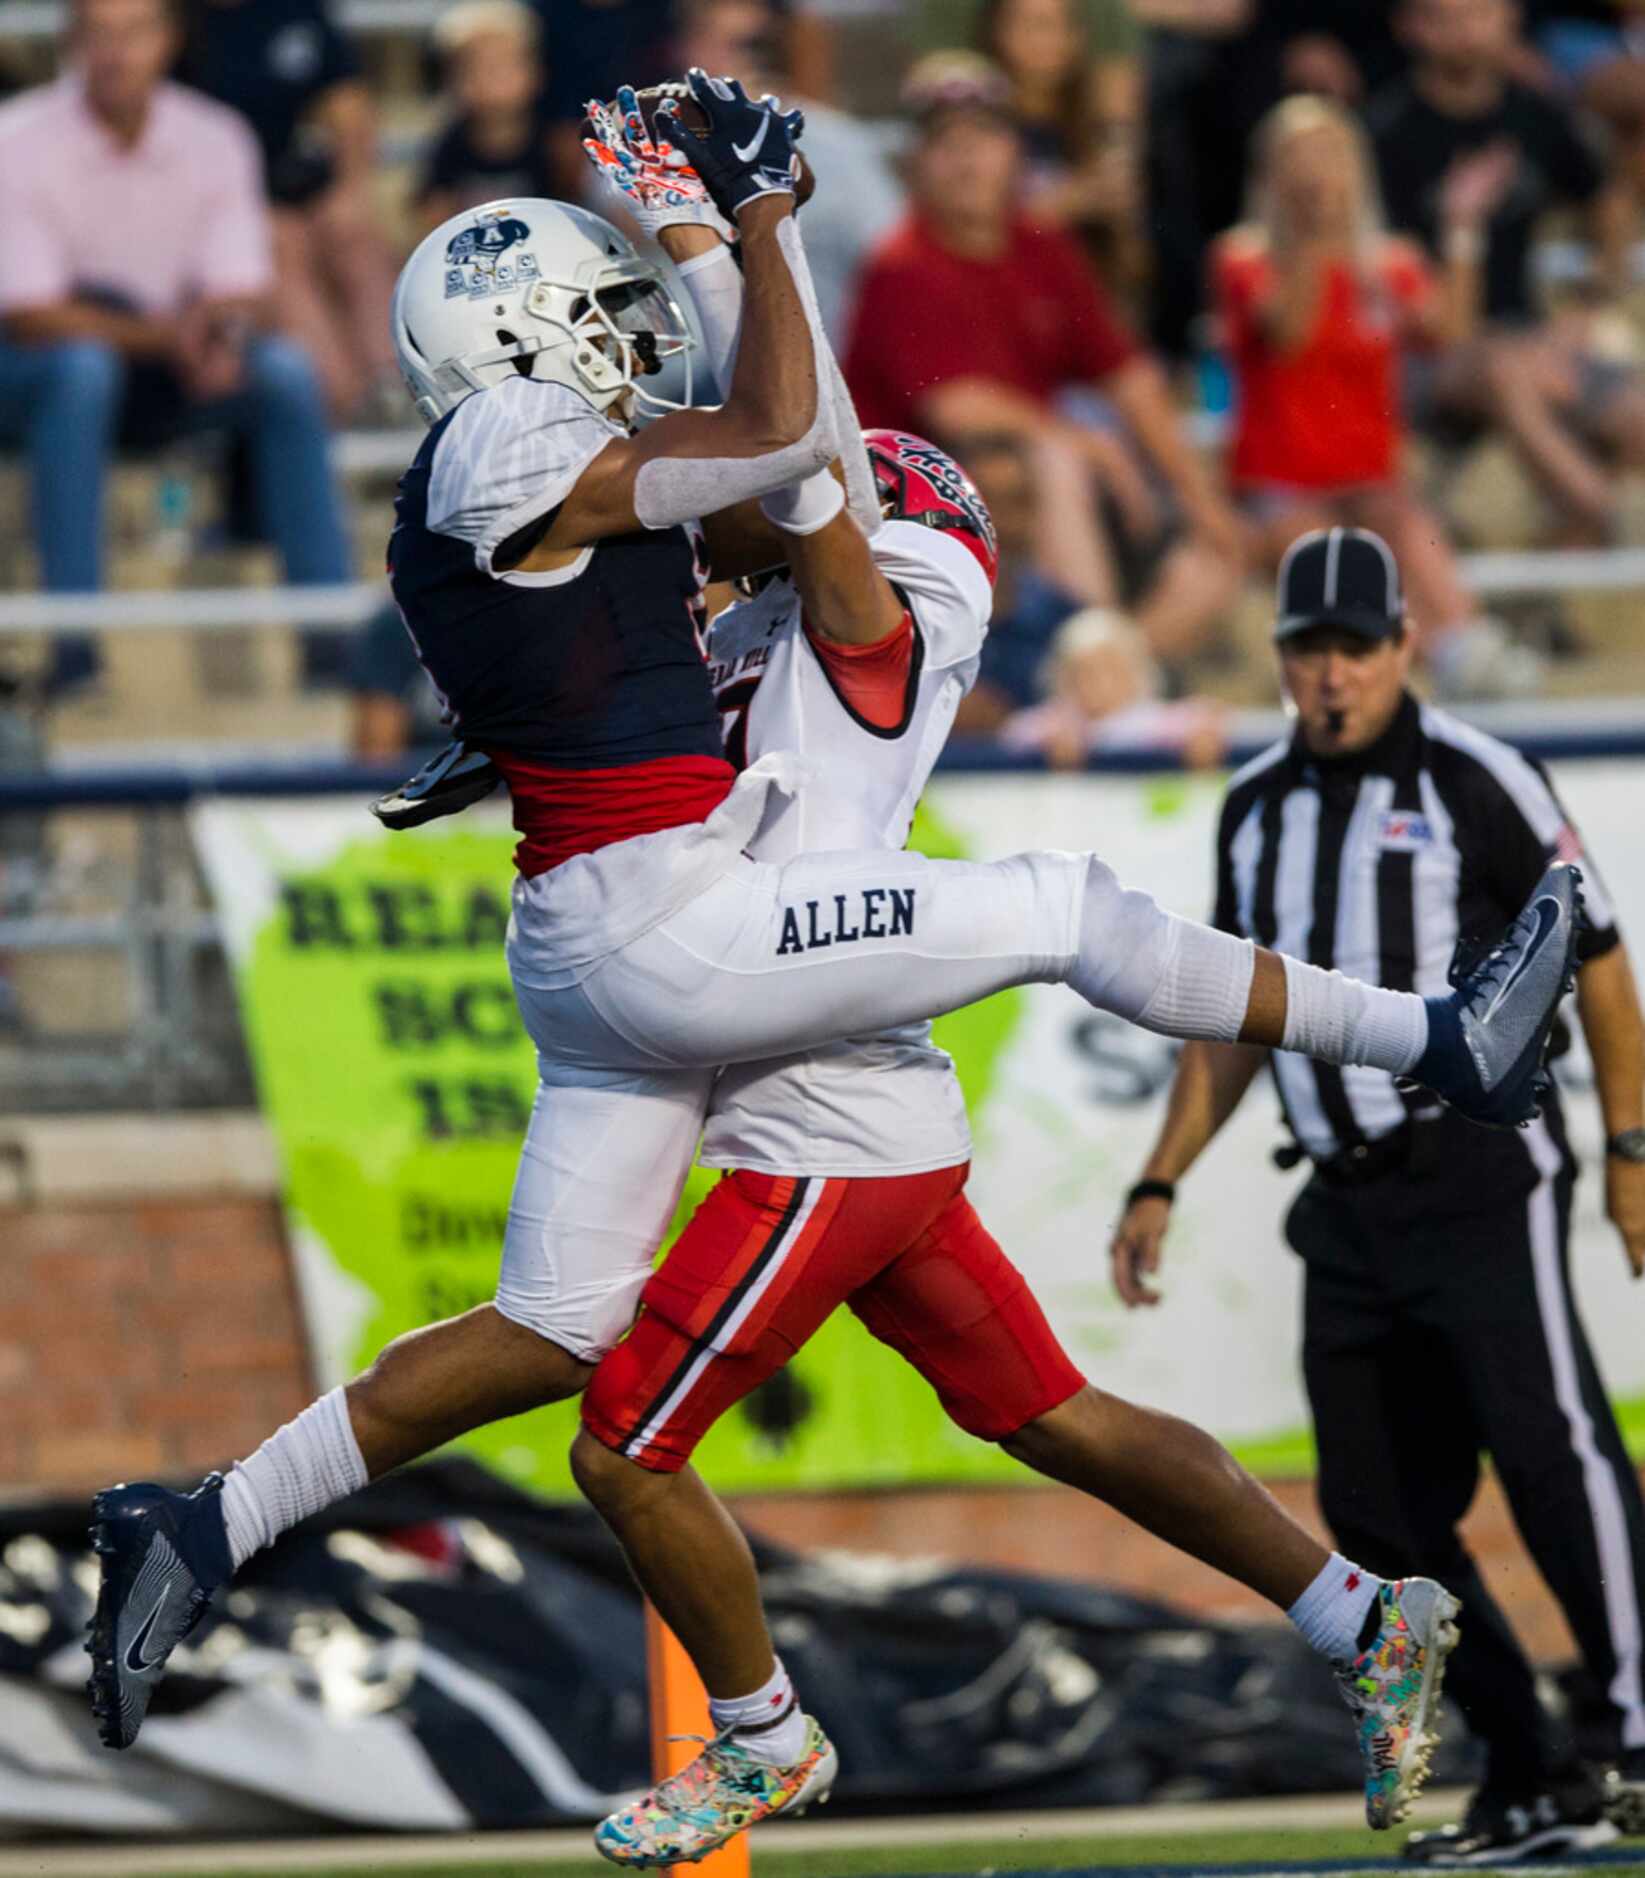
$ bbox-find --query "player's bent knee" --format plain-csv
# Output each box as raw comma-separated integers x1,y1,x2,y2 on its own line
1071,859,1253,1041
492,1273,647,1369
1069,859,1176,1019
481,1306,596,1402
997,1384,1100,1465
353,1305,592,1430
578,1320,709,1477
569,1424,658,1512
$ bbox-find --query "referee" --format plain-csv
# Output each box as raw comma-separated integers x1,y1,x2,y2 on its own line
1111,528,1645,1865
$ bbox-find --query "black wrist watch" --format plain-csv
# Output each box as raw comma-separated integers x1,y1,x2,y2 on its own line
1607,1129,1645,1164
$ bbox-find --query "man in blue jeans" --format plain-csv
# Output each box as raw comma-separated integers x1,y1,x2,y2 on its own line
0,0,351,648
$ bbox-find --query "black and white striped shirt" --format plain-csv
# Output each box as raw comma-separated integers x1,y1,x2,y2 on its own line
1213,692,1619,1162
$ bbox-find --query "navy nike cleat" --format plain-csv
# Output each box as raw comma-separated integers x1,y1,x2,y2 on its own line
85,1474,232,1749
1411,861,1584,1130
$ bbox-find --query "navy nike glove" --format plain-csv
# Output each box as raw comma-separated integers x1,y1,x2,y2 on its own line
657,68,804,223
371,741,501,829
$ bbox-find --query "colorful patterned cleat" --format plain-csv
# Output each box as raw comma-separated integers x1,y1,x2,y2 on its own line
1336,1577,1462,1830
595,1715,837,1867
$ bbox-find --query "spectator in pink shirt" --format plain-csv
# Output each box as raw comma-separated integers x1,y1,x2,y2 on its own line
0,0,350,608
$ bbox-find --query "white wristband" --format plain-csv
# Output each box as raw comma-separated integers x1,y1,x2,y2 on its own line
675,243,737,280
760,469,845,536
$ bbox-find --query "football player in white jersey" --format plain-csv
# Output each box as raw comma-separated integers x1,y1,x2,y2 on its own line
558,158,1462,1863
87,72,1578,1817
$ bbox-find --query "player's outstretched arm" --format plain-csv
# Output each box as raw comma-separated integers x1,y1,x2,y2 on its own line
1110,1038,1267,1307
778,504,904,645
551,199,828,544
550,76,836,549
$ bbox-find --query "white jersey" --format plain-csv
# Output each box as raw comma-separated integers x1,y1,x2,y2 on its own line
698,518,991,1176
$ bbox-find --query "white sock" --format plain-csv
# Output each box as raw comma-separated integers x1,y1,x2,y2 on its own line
219,1385,369,1572
708,1656,808,1767
1288,1553,1384,1665
1132,922,1257,1043
1068,858,1257,1043
1279,955,1428,1074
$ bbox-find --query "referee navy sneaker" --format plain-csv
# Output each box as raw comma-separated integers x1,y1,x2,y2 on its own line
1404,1768,1618,1865
1411,861,1584,1129
85,1474,232,1749
595,1715,837,1867
1336,1578,1462,1829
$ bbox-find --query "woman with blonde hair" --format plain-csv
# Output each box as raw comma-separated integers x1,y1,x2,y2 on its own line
1212,95,1535,696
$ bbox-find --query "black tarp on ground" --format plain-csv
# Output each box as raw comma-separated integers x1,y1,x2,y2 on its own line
0,1460,1482,1835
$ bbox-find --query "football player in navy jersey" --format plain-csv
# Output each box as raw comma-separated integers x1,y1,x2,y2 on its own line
88,70,1585,1832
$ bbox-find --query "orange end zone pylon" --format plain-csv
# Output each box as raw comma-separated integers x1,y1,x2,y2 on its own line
645,1601,753,1876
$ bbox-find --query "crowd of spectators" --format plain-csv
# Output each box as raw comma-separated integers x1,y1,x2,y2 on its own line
3,0,1645,762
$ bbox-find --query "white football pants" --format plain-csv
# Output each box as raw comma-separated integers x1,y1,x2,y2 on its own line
496,834,1254,1359
517,845,1088,1071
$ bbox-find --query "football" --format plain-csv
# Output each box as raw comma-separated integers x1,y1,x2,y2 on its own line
628,82,817,207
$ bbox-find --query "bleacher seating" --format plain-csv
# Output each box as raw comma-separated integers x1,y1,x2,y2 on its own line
2,0,1643,758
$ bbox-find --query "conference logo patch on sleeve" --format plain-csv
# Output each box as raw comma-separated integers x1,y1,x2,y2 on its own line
1376,810,1435,851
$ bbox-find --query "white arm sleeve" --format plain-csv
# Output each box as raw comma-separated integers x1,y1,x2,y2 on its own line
674,243,743,394
633,217,839,531
676,232,874,543
761,354,878,537
829,352,881,540
426,378,623,577
760,466,845,534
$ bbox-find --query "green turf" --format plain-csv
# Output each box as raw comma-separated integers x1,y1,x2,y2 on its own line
107,1820,1645,1878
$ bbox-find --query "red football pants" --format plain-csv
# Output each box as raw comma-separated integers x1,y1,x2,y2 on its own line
581,1163,1085,1473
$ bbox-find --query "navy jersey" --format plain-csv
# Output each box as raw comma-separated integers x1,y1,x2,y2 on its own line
386,377,726,771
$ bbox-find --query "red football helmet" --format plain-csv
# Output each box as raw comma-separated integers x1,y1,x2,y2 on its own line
863,429,999,588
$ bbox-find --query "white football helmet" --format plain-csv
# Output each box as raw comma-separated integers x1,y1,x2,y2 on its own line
391,198,695,428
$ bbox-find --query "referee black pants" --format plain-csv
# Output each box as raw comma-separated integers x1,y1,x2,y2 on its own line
1289,1108,1645,1789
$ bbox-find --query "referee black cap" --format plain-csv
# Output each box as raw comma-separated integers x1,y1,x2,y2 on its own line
1274,527,1404,644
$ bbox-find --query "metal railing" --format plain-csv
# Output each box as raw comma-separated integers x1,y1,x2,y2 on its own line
0,0,891,40
0,0,448,34
3,537,1645,645
0,799,256,1115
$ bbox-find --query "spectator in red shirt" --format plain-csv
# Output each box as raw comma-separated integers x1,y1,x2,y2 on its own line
1212,95,1539,697
844,52,1242,674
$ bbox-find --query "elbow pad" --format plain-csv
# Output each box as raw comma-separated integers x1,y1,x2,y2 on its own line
634,217,838,530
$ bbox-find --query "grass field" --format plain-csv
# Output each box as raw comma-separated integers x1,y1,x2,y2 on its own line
7,1819,1644,1878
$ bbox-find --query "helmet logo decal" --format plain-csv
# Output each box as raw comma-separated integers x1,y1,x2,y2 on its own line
895,435,997,557
444,211,540,300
